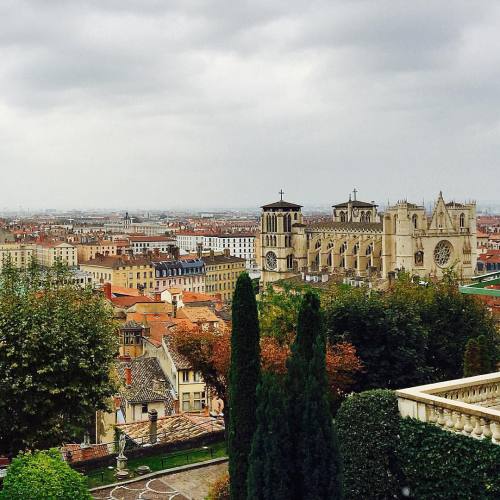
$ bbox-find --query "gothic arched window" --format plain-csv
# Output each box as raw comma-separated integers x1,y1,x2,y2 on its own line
460,213,465,228
360,211,365,222
340,211,346,223
286,254,293,269
415,251,424,266
315,240,321,250
265,235,269,246
366,212,371,222
412,214,418,229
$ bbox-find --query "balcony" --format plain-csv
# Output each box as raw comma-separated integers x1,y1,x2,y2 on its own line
396,372,500,444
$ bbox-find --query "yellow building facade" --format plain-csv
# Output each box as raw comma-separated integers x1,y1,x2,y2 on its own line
0,243,34,269
203,251,246,301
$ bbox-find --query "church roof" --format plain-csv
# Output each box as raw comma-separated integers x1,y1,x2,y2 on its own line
308,221,383,232
261,200,303,210
333,200,377,208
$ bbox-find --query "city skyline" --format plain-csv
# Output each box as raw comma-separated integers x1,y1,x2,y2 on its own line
1,2,500,209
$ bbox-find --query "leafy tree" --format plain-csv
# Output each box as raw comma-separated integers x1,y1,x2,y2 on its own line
258,282,305,343
477,334,496,374
0,449,90,500
228,273,261,500
325,286,429,390
0,261,118,455
247,373,292,500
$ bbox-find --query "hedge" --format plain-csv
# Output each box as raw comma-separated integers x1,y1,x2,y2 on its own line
337,390,500,500
399,418,500,500
336,389,402,500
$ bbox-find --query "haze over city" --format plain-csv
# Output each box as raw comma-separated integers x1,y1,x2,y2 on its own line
1,1,500,209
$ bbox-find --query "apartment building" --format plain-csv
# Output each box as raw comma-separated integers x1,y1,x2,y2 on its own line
203,251,246,301
0,243,34,269
129,235,176,255
153,259,205,293
33,242,77,267
75,240,119,262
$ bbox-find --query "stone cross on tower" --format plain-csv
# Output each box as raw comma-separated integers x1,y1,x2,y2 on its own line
279,189,285,201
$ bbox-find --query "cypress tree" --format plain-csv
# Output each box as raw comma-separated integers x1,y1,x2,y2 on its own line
463,338,482,377
228,272,261,500
286,291,320,499
477,334,495,374
247,373,292,500
286,291,342,499
299,331,343,499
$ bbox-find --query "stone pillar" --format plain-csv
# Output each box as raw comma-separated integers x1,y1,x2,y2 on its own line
149,409,158,445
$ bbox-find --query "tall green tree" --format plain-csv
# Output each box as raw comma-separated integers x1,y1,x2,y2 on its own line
463,338,482,377
247,373,291,500
0,260,118,455
287,291,342,499
299,329,343,499
228,273,261,500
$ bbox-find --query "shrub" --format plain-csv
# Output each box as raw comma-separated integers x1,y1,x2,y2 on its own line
336,389,401,500
0,449,90,500
207,472,230,500
398,419,500,500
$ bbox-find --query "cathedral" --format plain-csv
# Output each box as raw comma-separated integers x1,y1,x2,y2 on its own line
259,191,477,286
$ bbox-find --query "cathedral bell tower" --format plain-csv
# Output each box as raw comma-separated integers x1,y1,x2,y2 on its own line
259,191,303,286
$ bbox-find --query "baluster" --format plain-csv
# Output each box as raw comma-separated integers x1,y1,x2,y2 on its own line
436,407,446,427
427,405,437,425
453,412,464,433
472,416,483,439
482,418,492,442
463,414,473,436
492,421,500,444
444,409,455,431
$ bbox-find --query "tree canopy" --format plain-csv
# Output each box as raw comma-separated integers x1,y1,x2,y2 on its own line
0,260,118,455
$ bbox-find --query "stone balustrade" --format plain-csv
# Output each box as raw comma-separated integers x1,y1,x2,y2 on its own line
396,372,500,445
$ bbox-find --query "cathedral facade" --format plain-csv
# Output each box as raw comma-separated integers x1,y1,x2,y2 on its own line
259,192,477,286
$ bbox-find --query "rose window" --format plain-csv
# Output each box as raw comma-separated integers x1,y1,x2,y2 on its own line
265,251,277,270
433,240,453,267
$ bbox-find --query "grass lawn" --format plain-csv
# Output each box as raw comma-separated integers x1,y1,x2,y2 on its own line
86,441,227,489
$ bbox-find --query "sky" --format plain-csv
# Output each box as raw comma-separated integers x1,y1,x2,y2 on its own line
1,1,500,210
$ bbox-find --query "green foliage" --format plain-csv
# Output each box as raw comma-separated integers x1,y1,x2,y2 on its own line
463,338,482,377
398,419,500,500
228,273,261,500
337,388,500,500
0,449,90,500
247,373,292,500
286,291,342,500
325,287,430,390
336,390,401,500
0,260,118,454
258,283,305,343
299,329,342,500
324,278,499,390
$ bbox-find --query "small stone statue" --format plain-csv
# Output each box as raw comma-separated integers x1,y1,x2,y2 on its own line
118,433,126,458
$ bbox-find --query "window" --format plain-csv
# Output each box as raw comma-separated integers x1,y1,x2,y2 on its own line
193,392,203,410
182,392,190,412
141,403,148,414
194,371,201,382
182,371,189,383
412,214,418,229
459,213,465,228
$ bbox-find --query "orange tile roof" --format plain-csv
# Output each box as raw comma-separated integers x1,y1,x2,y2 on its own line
110,296,153,307
182,291,219,304
112,286,143,297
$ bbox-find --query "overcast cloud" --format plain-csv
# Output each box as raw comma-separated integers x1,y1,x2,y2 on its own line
0,1,499,210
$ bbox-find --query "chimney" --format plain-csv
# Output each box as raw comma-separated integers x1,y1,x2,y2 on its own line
148,409,158,445
154,291,161,302
172,298,177,318
103,282,112,300
124,365,132,387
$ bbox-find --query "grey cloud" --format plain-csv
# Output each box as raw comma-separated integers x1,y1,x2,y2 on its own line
0,1,499,209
